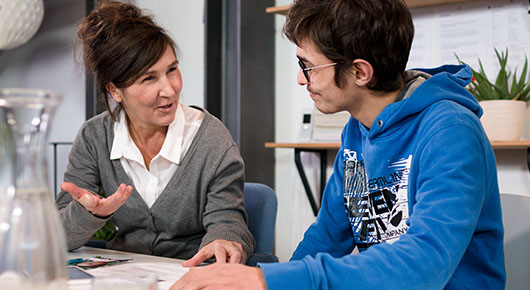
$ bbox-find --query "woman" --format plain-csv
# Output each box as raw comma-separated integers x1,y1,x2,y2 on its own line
56,1,254,265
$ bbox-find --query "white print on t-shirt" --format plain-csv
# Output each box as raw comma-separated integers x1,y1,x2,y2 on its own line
343,150,411,248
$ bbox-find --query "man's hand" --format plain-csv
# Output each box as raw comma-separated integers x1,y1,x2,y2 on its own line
182,239,247,266
170,263,267,290
61,182,133,217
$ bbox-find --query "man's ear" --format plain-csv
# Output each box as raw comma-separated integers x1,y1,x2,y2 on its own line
106,83,122,103
351,59,373,87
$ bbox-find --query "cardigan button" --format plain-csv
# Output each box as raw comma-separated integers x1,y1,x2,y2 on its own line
377,120,383,127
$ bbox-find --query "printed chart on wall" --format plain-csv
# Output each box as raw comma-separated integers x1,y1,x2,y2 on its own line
407,0,530,80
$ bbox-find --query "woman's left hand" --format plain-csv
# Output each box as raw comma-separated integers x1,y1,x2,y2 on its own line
182,239,247,267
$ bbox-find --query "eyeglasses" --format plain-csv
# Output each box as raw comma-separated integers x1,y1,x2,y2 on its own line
298,60,337,82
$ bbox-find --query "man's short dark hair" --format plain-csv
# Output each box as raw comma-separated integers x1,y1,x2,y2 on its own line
284,0,414,92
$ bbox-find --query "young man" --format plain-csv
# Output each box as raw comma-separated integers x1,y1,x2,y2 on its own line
171,0,505,289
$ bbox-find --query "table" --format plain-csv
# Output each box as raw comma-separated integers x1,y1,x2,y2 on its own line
266,141,530,216
265,142,339,216
67,247,187,290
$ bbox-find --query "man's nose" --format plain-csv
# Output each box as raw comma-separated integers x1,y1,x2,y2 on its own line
297,69,309,86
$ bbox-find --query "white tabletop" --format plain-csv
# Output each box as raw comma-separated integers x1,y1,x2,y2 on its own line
68,246,188,290
68,246,185,264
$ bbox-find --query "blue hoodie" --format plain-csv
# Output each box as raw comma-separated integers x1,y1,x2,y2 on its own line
260,65,505,289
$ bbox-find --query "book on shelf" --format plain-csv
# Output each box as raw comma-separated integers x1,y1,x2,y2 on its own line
311,109,350,142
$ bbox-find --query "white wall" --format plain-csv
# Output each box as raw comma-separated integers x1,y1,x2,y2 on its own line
0,0,86,196
273,0,320,262
134,0,205,108
273,0,530,262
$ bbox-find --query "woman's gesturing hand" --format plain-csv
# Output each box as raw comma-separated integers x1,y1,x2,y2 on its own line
61,182,133,217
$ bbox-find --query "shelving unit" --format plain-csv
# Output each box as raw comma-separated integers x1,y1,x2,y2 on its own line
266,140,530,216
266,0,473,15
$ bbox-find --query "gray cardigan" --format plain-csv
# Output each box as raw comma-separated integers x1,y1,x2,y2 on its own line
56,107,255,260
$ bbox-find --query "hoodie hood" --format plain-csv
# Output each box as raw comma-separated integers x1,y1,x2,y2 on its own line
367,64,481,138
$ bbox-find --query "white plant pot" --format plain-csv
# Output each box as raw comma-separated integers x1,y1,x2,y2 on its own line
479,100,527,141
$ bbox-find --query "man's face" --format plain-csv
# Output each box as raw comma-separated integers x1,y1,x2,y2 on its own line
296,39,358,115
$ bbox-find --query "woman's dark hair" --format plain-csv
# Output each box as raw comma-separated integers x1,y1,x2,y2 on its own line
284,0,414,92
77,1,178,121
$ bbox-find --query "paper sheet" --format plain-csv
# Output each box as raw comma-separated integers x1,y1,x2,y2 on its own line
407,0,530,79
86,262,189,290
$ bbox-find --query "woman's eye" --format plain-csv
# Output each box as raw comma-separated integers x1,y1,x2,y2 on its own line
142,76,154,83
168,67,177,73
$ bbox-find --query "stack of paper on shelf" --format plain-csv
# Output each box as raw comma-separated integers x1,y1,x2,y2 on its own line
311,109,350,141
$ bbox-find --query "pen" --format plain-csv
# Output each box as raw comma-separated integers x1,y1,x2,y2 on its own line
107,258,133,265
90,256,133,264
68,258,84,265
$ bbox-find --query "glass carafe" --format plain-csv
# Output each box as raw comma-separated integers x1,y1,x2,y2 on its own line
0,88,67,289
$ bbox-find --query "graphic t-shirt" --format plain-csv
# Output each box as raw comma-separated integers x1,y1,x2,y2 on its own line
343,149,411,249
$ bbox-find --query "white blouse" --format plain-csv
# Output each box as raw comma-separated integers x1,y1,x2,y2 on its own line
110,103,204,207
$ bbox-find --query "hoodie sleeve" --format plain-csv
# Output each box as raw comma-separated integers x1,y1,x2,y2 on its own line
289,144,355,261
261,124,492,290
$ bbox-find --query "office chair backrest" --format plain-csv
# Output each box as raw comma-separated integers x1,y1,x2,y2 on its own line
500,193,530,290
243,182,278,254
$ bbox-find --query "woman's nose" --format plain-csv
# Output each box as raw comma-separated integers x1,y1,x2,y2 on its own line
160,76,177,96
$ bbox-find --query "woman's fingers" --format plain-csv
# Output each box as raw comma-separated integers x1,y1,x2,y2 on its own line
61,182,133,217
77,193,100,211
182,249,212,267
61,182,87,200
214,247,227,264
182,240,246,268
105,184,133,207
62,182,100,211
227,248,243,264
96,184,133,216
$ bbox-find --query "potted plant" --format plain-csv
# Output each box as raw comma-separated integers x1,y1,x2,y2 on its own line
456,48,530,141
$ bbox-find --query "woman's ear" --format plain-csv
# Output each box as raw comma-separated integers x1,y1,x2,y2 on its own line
351,59,373,87
105,83,122,103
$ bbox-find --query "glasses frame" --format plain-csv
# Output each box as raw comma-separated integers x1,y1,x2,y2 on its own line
298,60,338,82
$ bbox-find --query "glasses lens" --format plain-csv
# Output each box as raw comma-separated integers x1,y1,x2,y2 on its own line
298,60,310,82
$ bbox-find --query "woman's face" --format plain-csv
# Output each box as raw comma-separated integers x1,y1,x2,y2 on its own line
109,45,182,131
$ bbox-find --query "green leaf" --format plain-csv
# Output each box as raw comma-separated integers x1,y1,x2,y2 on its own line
92,220,117,241
455,48,529,101
520,83,530,102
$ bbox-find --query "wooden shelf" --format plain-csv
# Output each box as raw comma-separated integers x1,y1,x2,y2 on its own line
266,140,530,150
266,0,472,15
265,142,339,149
490,140,530,150
265,5,290,15
405,0,471,8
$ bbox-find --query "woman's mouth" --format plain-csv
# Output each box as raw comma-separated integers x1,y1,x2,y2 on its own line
157,102,174,111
